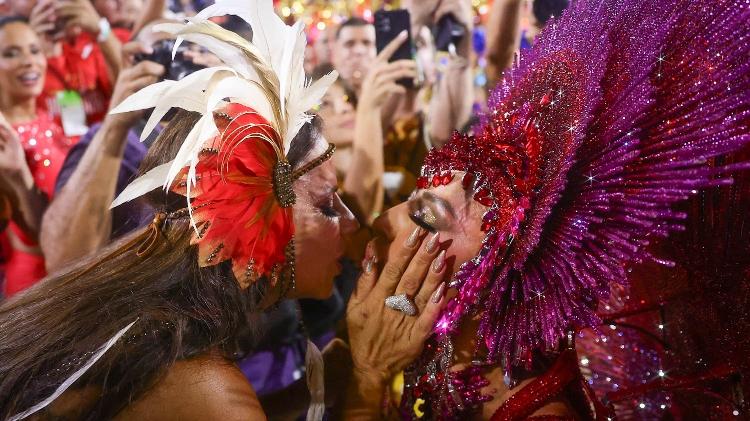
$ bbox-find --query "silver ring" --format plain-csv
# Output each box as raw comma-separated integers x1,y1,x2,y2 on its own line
384,293,418,316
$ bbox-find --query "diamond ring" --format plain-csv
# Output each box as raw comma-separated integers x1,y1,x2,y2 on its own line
384,293,418,316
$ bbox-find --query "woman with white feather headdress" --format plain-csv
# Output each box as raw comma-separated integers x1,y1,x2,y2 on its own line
0,1,449,419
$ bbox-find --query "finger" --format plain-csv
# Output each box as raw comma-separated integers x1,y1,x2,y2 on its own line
435,2,469,28
413,281,448,342
122,41,154,58
394,232,442,298
373,226,426,298
31,0,55,16
34,23,56,33
130,60,167,77
377,67,418,85
125,74,161,92
31,6,57,25
376,30,409,63
414,250,448,312
55,4,80,16
350,241,378,306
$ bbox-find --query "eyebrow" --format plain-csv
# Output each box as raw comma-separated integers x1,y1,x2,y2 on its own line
421,191,456,218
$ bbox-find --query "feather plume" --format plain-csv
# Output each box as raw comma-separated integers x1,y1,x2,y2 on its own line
111,162,173,208
109,66,235,141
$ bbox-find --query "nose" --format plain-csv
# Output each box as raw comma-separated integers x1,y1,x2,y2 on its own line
335,194,359,235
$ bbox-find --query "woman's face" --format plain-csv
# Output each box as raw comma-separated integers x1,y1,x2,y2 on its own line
373,175,489,283
0,22,47,102
287,137,358,299
316,82,356,148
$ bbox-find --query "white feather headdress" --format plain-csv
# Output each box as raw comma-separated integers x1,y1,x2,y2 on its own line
110,0,337,210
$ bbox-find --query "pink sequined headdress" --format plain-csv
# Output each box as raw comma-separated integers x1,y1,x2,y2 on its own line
402,0,750,418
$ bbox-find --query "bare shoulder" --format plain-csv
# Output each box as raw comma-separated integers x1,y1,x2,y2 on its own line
115,353,266,421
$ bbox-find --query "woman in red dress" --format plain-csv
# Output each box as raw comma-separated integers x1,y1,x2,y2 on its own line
0,16,71,296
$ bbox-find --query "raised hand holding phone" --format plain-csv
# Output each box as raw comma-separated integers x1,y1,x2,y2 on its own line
358,30,418,112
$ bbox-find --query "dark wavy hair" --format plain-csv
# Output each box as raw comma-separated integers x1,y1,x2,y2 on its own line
0,110,321,420
0,16,28,29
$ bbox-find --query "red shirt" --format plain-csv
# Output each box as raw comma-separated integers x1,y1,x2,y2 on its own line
38,29,131,130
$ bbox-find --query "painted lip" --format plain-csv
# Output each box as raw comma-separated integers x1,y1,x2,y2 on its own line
16,71,41,87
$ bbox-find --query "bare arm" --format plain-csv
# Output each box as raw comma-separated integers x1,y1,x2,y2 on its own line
428,56,473,148
97,30,124,84
341,102,386,225
486,0,524,87
40,58,164,271
40,118,129,270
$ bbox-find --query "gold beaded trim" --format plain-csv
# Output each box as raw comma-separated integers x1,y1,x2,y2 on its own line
291,143,336,181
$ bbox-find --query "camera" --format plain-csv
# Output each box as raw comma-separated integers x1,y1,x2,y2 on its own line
134,39,206,81
433,14,466,52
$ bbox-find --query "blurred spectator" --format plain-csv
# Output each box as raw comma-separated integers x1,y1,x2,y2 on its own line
313,25,335,67
331,17,376,96
315,39,414,225
304,42,316,75
326,3,473,210
119,0,145,30
24,0,127,138
486,0,569,86
0,17,68,295
93,0,144,30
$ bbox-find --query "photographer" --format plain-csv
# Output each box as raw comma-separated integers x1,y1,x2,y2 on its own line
405,0,474,149
25,0,127,137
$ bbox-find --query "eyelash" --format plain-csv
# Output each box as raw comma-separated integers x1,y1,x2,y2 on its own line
410,213,437,233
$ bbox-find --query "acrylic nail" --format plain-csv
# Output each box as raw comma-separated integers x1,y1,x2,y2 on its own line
431,282,446,304
363,257,375,274
364,240,375,261
425,232,440,253
432,250,446,273
405,226,422,248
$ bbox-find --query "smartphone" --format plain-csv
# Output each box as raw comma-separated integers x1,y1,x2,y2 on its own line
374,9,415,88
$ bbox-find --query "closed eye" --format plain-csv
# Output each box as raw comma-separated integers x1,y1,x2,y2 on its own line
409,212,436,233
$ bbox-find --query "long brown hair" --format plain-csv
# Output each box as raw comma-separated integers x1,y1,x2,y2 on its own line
0,110,320,419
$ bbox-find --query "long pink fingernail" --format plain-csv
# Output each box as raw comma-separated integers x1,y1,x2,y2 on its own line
431,282,446,303
425,232,440,253
405,226,422,248
431,250,446,273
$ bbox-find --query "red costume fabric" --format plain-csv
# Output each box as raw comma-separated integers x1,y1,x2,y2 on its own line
38,30,131,132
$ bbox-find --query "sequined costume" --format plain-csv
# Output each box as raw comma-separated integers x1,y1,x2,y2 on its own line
1,112,70,296
400,0,750,418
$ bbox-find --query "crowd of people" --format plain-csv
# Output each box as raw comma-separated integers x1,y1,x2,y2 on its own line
0,0,748,419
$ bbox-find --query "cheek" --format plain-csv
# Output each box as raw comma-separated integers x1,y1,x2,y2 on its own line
294,211,342,267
